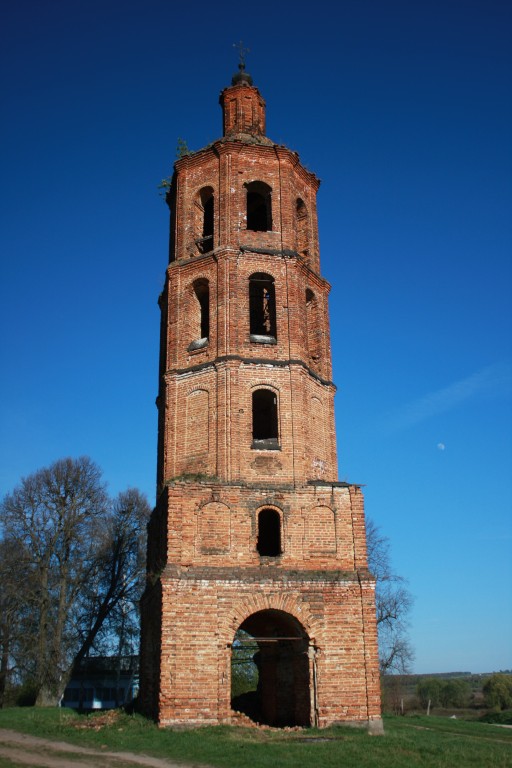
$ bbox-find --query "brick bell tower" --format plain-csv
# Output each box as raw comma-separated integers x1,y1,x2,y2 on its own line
140,62,382,731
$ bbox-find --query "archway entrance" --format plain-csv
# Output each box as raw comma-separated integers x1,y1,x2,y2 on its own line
230,609,312,727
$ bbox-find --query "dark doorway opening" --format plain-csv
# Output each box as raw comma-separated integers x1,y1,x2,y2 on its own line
230,609,312,727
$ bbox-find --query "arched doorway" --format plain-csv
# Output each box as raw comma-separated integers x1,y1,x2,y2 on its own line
230,609,313,727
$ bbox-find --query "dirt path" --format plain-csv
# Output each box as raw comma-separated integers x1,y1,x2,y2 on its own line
0,729,207,768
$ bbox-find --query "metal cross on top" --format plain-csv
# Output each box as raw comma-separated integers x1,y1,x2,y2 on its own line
233,40,250,71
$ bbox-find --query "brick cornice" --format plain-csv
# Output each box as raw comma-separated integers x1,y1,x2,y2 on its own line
167,246,331,290
163,355,337,388
160,564,375,584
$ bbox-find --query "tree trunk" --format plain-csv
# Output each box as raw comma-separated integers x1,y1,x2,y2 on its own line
36,563,70,706
35,564,50,702
0,621,10,708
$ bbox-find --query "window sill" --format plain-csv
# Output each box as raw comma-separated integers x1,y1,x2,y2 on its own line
250,334,277,345
251,439,281,451
187,338,209,352
194,237,213,253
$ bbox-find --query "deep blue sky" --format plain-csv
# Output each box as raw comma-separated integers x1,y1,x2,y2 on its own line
1,0,511,674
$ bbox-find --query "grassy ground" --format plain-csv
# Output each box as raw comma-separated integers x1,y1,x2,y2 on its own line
0,707,511,768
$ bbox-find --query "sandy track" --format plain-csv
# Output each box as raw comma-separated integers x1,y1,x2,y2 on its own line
0,729,206,768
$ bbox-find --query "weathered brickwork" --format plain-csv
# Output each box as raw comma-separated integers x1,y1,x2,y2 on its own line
143,570,380,727
159,363,337,484
141,66,382,731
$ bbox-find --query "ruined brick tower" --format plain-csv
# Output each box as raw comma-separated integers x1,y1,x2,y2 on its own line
140,63,382,731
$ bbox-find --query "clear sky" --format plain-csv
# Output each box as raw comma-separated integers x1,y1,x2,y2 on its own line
1,0,511,675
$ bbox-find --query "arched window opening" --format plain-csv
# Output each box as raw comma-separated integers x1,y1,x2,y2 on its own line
257,509,281,557
246,181,272,232
249,273,276,341
252,389,279,448
305,288,321,363
296,198,309,256
194,187,214,254
188,279,209,351
195,280,210,340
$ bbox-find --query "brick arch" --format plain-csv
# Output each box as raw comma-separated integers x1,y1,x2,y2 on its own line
241,264,279,281
303,500,335,517
250,382,279,393
185,384,210,397
192,183,216,197
221,592,324,647
245,178,273,188
251,502,284,529
253,501,283,519
187,273,210,287
246,267,278,280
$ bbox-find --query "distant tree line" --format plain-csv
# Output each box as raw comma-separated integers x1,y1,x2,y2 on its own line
417,674,512,711
0,457,151,708
417,677,471,709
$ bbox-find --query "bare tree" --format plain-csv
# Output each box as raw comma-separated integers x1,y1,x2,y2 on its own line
0,461,151,707
0,457,109,705
0,538,24,707
72,488,151,667
366,518,414,674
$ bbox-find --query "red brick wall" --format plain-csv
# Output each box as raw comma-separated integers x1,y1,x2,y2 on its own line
142,76,382,731
141,479,382,727
148,482,368,572
144,526,381,728
153,576,380,728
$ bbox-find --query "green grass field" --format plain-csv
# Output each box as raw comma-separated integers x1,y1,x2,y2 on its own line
0,707,511,768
